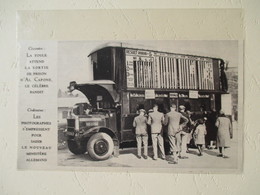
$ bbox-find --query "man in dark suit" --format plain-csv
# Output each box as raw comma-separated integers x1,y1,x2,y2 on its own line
178,105,191,158
164,104,188,164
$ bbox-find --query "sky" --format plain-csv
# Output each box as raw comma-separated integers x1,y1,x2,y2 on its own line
58,40,240,91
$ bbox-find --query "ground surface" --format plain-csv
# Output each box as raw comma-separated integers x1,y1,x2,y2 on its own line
58,122,241,171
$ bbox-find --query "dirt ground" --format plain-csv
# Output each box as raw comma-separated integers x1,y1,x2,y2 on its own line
58,122,241,171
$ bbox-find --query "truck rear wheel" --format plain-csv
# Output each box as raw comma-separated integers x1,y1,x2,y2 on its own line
67,140,87,155
87,132,114,161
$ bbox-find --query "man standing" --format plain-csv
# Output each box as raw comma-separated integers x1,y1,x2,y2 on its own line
164,104,188,164
147,104,166,160
133,109,148,159
178,105,190,158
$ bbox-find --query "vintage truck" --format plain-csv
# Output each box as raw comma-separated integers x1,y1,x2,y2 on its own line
65,43,229,160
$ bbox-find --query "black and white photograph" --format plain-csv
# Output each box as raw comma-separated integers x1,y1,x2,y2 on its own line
57,40,242,171
5,5,258,195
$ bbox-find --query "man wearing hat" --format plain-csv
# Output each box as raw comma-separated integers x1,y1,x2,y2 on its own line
178,105,191,159
164,104,188,164
147,104,166,160
133,109,148,159
68,81,88,98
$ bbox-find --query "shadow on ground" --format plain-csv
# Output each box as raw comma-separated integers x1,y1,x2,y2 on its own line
204,149,219,157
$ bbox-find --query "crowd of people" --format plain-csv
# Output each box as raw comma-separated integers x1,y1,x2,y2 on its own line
133,103,233,164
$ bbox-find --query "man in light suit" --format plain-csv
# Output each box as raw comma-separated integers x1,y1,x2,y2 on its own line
164,104,188,164
147,104,166,160
133,109,148,159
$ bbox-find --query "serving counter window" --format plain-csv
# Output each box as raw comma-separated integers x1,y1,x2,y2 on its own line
178,98,210,112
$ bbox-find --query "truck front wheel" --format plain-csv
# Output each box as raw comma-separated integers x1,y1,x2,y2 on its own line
67,140,87,155
87,132,114,161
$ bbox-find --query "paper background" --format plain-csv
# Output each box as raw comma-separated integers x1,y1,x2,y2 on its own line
0,1,259,194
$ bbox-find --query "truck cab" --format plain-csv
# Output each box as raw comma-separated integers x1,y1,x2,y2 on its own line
66,80,120,160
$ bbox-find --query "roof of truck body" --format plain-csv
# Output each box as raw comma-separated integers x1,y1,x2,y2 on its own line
87,42,223,61
77,80,115,86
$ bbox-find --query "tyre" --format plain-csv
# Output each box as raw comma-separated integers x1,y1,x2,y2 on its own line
87,132,114,161
67,140,87,155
